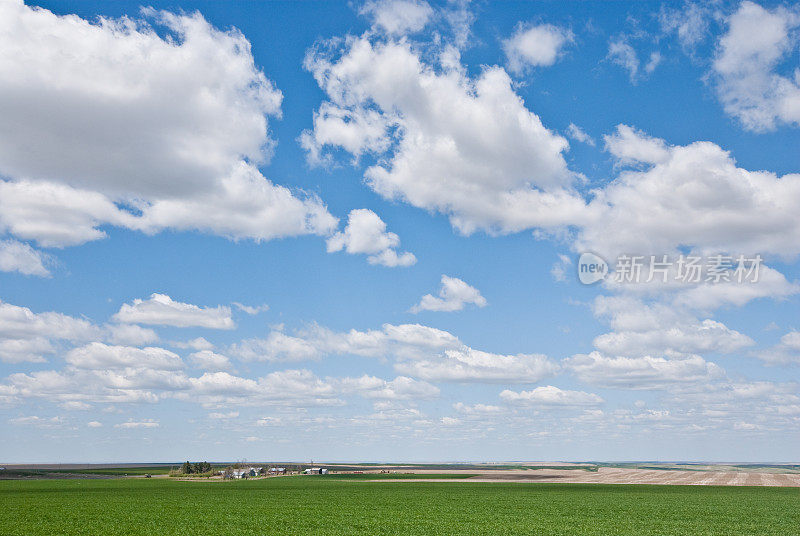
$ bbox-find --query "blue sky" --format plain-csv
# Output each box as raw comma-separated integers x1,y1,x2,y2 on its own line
0,0,799,463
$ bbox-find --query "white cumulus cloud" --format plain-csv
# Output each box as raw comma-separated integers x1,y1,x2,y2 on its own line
593,318,755,358
115,419,159,429
580,125,800,261
394,347,559,384
410,275,487,313
113,294,235,330
0,300,99,341
503,23,573,73
190,350,234,372
302,30,588,235
227,321,558,383
712,1,800,131
232,303,269,315
65,343,184,371
338,375,440,400
500,386,604,406
757,330,800,365
105,324,159,346
564,351,725,390
0,1,335,249
326,209,416,267
360,0,433,36
0,337,54,364
0,239,49,276
565,124,595,146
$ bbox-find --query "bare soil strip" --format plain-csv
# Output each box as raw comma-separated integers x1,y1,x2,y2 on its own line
360,467,800,486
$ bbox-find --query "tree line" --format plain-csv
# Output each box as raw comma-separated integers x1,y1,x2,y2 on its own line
181,461,213,474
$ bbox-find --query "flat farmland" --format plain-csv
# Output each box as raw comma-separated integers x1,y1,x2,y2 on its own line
2,477,799,536
381,467,800,486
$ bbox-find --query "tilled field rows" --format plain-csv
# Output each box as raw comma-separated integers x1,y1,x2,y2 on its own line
380,468,800,486
496,468,800,486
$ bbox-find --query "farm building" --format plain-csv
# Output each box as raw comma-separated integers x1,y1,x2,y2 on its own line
303,467,328,475
231,467,260,479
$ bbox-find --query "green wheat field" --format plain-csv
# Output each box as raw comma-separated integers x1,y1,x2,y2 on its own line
2,477,799,535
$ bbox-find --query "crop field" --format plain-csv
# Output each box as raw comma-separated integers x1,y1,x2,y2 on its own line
324,473,477,480
2,477,799,535
49,466,174,476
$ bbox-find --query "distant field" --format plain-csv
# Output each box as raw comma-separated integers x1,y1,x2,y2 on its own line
325,473,477,480
51,466,174,476
2,478,799,535
0,466,174,479
598,463,800,474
